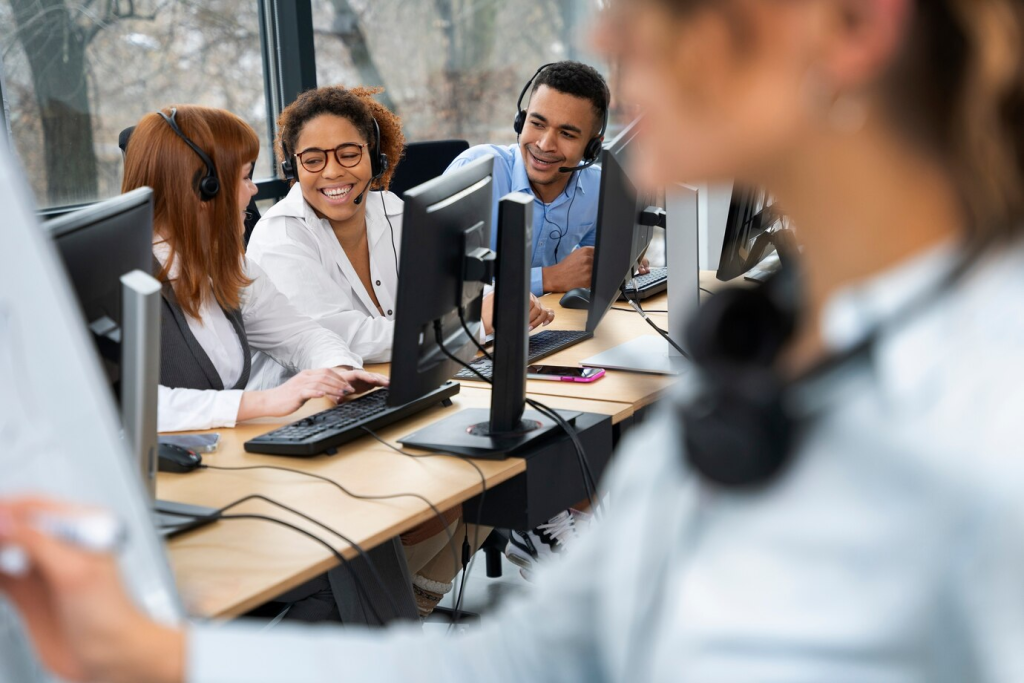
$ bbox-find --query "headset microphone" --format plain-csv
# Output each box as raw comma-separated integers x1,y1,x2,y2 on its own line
558,155,601,174
352,178,373,205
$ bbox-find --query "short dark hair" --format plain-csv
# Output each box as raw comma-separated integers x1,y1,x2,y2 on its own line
530,61,609,135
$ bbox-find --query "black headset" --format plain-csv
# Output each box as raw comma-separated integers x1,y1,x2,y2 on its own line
513,63,610,172
681,248,977,489
280,117,389,186
157,108,220,201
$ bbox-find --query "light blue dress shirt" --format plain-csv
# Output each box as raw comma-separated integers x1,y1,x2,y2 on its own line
445,144,602,295
189,241,1024,683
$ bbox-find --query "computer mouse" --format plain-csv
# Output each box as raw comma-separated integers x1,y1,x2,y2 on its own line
158,442,203,473
559,287,592,310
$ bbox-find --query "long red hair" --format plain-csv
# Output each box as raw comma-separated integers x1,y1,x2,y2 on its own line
122,105,259,318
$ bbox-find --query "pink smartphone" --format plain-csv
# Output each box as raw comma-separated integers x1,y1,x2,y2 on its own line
527,364,606,383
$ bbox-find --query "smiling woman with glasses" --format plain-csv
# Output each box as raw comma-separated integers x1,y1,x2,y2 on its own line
244,85,491,620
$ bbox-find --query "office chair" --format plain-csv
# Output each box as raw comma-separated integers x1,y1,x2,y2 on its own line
387,139,470,198
118,125,262,246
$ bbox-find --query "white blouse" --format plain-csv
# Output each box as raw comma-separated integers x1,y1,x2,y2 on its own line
246,185,403,390
154,241,362,433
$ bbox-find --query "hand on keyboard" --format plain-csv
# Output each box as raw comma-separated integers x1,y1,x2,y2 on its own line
332,368,389,398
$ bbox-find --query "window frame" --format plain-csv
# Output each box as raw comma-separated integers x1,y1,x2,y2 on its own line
0,0,317,216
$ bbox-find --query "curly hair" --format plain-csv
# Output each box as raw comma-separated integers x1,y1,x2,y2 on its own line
530,61,610,136
275,85,405,191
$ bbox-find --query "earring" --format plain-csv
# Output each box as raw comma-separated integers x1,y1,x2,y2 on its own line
803,69,868,135
828,92,868,134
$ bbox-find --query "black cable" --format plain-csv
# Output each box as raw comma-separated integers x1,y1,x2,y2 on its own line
612,306,667,313
699,287,714,296
622,261,690,360
454,310,599,503
547,176,580,262
359,425,488,630
626,300,690,358
200,463,460,595
450,311,599,509
381,190,400,276
159,495,394,624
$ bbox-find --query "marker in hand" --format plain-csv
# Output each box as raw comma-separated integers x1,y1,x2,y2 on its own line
0,512,126,577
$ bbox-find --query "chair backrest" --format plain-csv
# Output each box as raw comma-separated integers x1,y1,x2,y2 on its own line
117,125,262,247
388,139,470,199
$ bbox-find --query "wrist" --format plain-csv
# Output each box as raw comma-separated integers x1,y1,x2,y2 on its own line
541,266,555,293
237,390,267,422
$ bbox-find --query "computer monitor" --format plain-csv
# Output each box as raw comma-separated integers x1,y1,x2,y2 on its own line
391,158,576,457
387,155,496,407
43,189,215,532
43,188,161,497
585,117,657,334
716,187,791,282
0,145,182,682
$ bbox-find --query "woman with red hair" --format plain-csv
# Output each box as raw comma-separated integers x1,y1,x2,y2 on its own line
120,105,387,433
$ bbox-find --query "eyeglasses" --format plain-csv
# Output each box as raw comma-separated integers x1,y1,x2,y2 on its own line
293,143,368,174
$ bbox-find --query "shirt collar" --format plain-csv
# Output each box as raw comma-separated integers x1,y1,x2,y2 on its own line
267,183,402,248
820,239,959,353
811,238,962,412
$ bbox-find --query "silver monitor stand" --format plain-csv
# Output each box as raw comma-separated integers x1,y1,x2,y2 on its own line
119,273,218,534
581,183,701,375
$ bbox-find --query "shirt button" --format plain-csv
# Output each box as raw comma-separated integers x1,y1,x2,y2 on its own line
375,280,381,286
387,309,393,316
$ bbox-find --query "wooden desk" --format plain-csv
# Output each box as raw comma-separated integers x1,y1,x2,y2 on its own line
165,279,712,618
162,390,524,619
448,291,678,410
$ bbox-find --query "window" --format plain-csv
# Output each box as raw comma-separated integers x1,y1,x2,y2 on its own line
310,0,615,148
0,0,273,210
0,0,625,212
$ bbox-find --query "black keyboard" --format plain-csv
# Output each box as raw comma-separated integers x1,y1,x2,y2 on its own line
619,267,668,301
244,383,460,456
454,329,593,381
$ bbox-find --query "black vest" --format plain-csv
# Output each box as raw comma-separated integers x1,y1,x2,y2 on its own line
159,274,251,391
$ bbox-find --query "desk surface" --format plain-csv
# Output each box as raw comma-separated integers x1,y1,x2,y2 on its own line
162,277,719,619
163,389,524,619
445,291,679,409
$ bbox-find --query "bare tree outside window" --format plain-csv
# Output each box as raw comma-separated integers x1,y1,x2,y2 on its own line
0,0,610,210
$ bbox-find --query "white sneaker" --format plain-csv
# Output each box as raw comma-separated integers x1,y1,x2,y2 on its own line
505,509,592,578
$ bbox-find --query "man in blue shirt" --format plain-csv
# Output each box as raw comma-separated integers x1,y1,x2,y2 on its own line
446,61,611,296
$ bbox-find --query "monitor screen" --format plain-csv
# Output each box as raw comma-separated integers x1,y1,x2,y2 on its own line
586,117,651,334
43,187,154,393
388,156,495,406
716,187,784,281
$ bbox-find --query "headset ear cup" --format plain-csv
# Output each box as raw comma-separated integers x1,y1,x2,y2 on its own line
584,137,603,164
683,376,793,488
686,285,794,370
198,175,220,201
513,110,526,136
281,158,296,181
376,153,389,182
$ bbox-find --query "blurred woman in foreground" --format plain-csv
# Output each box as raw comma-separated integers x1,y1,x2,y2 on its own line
3,1,1024,681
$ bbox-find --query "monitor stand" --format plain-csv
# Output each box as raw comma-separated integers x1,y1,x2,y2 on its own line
154,499,220,538
399,408,582,459
401,194,575,460
580,336,685,375
581,184,701,377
